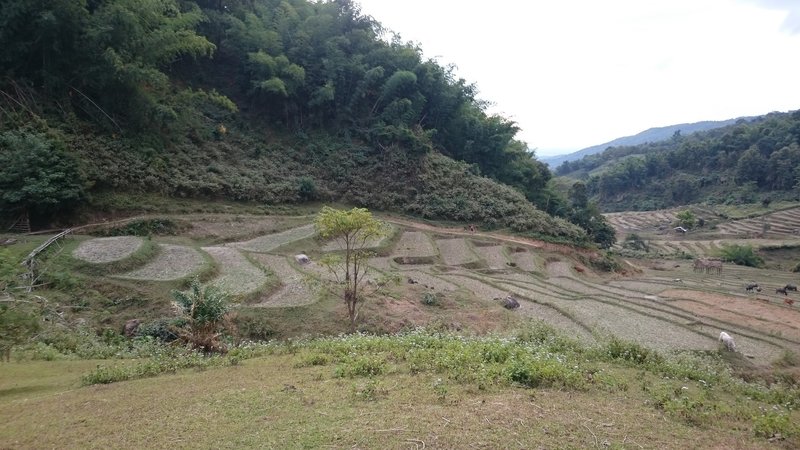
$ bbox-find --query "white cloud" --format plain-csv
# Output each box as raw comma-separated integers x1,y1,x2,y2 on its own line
357,0,800,155
741,0,800,33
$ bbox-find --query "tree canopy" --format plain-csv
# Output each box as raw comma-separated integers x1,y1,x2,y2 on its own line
0,0,612,246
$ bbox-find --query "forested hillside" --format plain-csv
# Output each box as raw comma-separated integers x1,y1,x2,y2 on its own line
0,0,614,245
555,111,800,211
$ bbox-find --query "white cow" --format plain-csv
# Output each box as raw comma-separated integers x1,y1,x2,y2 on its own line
719,331,736,352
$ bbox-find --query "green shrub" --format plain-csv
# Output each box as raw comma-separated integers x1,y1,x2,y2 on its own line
0,303,40,360
80,351,234,385
753,410,797,438
233,315,275,341
623,233,649,251
602,337,663,366
96,218,186,237
718,244,764,267
334,354,387,378
136,318,186,342
421,292,440,306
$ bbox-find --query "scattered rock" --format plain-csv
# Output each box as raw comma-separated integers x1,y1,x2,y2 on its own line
294,254,310,265
407,277,418,284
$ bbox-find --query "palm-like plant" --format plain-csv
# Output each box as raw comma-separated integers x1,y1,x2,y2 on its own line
171,278,231,353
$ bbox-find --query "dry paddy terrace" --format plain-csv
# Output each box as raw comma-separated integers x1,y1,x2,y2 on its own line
69,212,800,366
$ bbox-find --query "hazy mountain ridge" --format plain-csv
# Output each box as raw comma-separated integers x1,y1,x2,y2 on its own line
541,117,755,168
554,109,800,212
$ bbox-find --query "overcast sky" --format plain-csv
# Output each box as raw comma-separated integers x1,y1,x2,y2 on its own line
355,0,800,156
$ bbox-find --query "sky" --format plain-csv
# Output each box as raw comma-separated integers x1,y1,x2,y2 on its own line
355,0,800,157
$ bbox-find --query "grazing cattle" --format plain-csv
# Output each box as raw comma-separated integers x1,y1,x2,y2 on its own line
693,258,723,275
123,319,141,338
776,287,788,296
502,295,520,310
745,283,760,292
718,331,736,352
785,284,798,292
706,259,723,275
785,298,795,307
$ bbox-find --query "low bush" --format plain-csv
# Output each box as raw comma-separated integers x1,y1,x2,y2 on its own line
94,218,188,237
80,351,236,385
718,244,764,267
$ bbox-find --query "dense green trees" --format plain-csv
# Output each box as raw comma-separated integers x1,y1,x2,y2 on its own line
0,131,87,223
0,0,613,246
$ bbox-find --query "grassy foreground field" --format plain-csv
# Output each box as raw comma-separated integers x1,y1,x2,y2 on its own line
1,329,798,449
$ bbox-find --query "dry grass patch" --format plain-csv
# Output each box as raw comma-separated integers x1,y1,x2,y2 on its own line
72,236,144,264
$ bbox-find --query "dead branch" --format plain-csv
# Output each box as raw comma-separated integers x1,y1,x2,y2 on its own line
581,422,599,449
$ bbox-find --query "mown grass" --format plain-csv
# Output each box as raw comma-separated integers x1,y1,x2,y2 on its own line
2,325,799,448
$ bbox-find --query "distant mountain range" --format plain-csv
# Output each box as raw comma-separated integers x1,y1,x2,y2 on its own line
540,117,754,168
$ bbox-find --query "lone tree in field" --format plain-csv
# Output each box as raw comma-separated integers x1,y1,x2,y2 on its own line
315,206,388,329
171,278,232,353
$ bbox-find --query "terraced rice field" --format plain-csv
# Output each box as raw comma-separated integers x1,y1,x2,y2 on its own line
716,207,800,236
201,246,268,296
604,209,679,232
249,254,316,307
72,236,144,264
227,224,316,253
117,244,205,281
436,238,479,266
71,213,800,366
392,231,437,258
